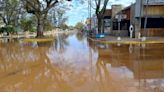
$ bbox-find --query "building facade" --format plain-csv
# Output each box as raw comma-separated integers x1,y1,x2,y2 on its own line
112,0,164,37
85,9,112,34
135,0,164,37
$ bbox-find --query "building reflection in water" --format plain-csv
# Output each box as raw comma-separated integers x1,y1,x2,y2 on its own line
88,40,164,92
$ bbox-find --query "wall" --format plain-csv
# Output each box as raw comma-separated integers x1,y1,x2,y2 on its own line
142,5,164,16
112,5,122,18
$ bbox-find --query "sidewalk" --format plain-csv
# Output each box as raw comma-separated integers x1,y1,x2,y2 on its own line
88,36,164,44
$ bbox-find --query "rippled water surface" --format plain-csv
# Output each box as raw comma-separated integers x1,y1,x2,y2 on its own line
0,33,164,92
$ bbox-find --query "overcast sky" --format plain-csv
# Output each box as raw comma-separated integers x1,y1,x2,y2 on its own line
66,0,135,26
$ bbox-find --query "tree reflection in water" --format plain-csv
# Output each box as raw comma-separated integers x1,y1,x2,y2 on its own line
88,41,116,92
52,33,69,53
76,32,85,42
0,35,73,92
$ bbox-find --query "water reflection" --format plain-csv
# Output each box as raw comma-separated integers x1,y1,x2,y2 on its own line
89,41,164,92
0,33,164,92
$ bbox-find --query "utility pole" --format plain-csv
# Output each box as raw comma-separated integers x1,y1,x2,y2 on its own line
88,0,91,31
117,12,122,41
90,0,92,32
142,0,149,41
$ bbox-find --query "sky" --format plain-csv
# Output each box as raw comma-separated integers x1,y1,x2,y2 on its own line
65,0,136,26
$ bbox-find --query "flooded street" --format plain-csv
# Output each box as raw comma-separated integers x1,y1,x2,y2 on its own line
0,33,164,92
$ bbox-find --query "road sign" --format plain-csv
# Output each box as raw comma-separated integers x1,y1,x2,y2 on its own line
115,14,127,21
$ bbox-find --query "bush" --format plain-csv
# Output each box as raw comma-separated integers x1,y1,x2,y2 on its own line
0,26,15,34
60,24,69,30
20,19,36,32
75,22,84,30
44,21,54,31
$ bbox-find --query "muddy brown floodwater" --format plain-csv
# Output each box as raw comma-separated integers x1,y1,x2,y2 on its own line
0,33,164,92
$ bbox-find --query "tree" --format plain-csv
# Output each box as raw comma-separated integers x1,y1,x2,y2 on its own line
75,22,84,30
0,0,21,26
48,0,70,29
49,8,68,28
56,10,68,28
20,16,36,32
94,0,109,34
60,24,69,30
44,20,54,31
22,0,71,38
0,25,16,35
77,0,109,34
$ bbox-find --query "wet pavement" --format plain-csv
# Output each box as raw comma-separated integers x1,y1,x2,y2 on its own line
0,32,164,92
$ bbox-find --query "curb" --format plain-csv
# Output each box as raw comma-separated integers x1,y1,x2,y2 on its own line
21,38,54,42
88,37,164,44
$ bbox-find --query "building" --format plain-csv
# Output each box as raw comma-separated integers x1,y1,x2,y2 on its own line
85,17,91,31
86,9,112,33
112,6,131,37
103,9,112,34
91,14,97,30
112,5,123,18
135,0,164,37
112,0,164,37
104,9,112,27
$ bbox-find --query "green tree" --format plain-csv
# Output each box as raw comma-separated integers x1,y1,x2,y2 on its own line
76,0,109,33
0,0,21,26
48,1,70,29
22,0,72,38
60,24,69,30
0,25,15,35
44,20,54,31
75,22,84,30
20,17,36,32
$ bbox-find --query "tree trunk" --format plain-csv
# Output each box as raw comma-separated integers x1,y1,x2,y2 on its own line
101,18,104,33
97,17,102,34
36,16,44,38
97,15,104,34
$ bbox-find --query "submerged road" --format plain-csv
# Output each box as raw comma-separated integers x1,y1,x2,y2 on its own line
0,32,164,92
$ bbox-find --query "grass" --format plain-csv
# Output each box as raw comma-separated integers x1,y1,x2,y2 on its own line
21,38,54,42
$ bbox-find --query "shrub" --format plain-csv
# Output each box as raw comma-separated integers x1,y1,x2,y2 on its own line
44,21,54,31
0,26,15,34
20,19,36,32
